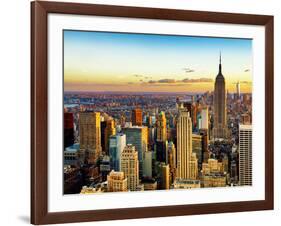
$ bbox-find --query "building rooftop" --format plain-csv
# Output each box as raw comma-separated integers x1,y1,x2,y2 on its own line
65,143,80,152
174,178,200,185
239,124,252,130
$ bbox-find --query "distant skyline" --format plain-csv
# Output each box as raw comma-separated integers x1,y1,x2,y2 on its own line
64,30,252,93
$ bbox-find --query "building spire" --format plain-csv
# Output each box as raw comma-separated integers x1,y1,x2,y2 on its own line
219,51,222,74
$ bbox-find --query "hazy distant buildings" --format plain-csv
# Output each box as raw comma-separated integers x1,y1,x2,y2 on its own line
120,113,126,127
79,112,102,164
239,124,252,186
109,133,126,171
132,108,142,126
236,81,241,100
120,144,139,191
213,54,228,139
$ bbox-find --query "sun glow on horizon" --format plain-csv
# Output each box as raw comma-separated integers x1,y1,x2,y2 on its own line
64,30,252,93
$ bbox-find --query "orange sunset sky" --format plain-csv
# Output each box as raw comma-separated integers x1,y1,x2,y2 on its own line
64,30,252,93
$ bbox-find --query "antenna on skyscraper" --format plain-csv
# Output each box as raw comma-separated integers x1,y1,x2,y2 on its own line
219,51,222,74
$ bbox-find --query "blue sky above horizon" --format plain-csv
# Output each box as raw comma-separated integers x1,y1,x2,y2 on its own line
64,30,252,93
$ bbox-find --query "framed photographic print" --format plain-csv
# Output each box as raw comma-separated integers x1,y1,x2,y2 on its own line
31,1,274,225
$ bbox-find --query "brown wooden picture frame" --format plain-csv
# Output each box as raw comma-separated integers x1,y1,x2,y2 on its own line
31,1,274,225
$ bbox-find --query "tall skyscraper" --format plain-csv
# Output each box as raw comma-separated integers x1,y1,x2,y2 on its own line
132,108,142,126
109,133,126,171
199,128,209,159
79,112,102,164
120,144,139,191
167,141,176,168
156,111,167,142
143,151,152,178
200,107,209,130
156,112,167,163
239,124,252,186
192,103,198,130
213,53,228,139
107,170,128,192
64,112,74,148
123,126,148,176
104,118,116,154
176,109,192,179
155,140,167,163
146,115,153,127
100,120,107,152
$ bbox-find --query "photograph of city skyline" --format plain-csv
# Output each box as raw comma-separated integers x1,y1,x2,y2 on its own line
63,30,253,194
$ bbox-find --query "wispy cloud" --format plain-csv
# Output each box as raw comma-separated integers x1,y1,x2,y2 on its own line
158,79,177,83
240,81,252,84
133,74,143,78
144,77,213,85
182,68,195,73
181,78,213,83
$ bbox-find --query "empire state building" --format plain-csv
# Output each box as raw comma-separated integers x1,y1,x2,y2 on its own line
213,54,228,139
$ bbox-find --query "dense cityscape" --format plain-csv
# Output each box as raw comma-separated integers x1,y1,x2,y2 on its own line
63,57,252,194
